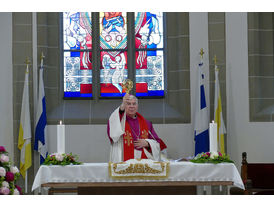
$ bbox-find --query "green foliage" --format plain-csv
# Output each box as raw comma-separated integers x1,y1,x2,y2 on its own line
190,152,234,164
43,153,82,166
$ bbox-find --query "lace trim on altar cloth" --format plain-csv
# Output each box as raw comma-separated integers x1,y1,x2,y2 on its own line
109,159,169,179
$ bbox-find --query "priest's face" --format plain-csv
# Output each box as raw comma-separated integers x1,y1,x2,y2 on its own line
125,98,138,117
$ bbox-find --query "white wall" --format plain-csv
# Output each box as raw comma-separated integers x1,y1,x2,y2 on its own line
0,13,14,160
226,13,274,169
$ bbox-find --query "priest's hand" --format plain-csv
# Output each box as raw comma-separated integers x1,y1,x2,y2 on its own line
134,139,149,149
120,93,131,111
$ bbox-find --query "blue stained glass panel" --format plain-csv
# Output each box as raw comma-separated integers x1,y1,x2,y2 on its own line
135,12,164,50
63,12,165,99
99,12,127,50
63,12,92,98
63,12,92,50
135,50,164,97
135,12,164,97
64,52,92,97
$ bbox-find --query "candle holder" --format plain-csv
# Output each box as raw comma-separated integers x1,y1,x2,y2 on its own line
122,79,133,94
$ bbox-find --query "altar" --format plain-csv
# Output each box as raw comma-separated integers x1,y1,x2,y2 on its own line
32,161,244,195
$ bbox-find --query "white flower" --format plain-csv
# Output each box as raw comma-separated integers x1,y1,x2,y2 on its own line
55,153,64,161
10,166,19,174
210,151,219,159
0,186,10,195
13,188,20,195
0,167,6,177
0,154,9,163
1,181,9,188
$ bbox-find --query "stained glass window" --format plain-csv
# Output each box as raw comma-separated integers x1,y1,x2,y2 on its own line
135,12,164,97
100,12,128,97
63,12,93,98
63,12,165,99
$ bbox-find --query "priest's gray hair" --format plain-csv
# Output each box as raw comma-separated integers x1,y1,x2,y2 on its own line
128,95,138,104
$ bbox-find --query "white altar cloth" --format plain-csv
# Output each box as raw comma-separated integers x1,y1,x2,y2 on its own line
32,162,244,191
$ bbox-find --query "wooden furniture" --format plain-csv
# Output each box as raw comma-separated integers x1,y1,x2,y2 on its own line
230,152,274,195
41,181,233,195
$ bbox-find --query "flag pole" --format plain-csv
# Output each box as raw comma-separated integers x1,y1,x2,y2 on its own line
25,170,28,193
38,52,45,167
38,53,44,195
24,57,31,194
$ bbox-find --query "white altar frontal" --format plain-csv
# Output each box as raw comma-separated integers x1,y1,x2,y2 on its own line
32,161,244,195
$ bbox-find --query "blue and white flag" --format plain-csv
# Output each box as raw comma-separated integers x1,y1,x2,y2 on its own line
194,60,209,155
34,59,48,164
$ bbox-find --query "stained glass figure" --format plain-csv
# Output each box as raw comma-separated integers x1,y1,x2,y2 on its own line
100,12,127,50
100,51,128,97
100,12,128,97
63,12,92,98
135,12,164,97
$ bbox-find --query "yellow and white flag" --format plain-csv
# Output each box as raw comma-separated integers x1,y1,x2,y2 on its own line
18,65,32,178
214,65,226,154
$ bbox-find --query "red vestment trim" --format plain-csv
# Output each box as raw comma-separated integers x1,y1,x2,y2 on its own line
123,112,149,161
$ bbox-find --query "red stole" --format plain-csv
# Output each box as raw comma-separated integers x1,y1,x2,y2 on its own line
123,112,149,161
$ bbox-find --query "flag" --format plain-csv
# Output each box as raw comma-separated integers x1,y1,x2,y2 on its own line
18,65,32,178
194,60,209,155
214,65,226,154
34,59,48,164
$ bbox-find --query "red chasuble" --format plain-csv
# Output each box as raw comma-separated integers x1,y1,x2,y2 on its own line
123,112,149,161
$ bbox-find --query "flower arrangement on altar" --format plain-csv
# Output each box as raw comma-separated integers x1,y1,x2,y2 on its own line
43,153,82,166
190,152,234,164
0,146,22,195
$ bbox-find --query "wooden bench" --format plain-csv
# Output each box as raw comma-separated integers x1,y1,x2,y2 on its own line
230,152,274,195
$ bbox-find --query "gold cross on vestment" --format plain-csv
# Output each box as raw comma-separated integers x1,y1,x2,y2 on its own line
141,130,148,139
124,131,132,146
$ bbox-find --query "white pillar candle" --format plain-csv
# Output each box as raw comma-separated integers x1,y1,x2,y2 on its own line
57,120,65,154
209,121,217,153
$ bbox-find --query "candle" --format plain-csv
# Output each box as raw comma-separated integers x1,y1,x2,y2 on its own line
209,121,217,152
57,120,65,154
